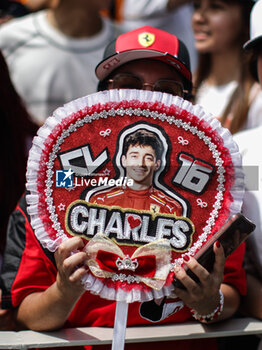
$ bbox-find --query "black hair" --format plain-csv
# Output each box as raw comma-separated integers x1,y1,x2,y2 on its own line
123,129,163,161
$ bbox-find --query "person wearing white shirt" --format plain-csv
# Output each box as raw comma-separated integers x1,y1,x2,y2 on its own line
234,0,262,335
0,0,115,125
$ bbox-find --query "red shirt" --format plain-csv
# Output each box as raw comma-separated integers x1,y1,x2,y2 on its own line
1,197,246,350
90,186,183,216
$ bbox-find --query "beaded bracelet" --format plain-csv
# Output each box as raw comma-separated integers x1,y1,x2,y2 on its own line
190,289,224,323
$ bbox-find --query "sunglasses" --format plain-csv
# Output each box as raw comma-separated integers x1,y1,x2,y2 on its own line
107,73,189,98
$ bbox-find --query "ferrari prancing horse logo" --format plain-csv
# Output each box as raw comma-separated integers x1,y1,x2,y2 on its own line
150,204,160,214
138,32,155,47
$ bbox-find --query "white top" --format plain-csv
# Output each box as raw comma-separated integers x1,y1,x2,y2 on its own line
196,81,238,117
0,11,115,124
195,81,262,131
234,125,262,280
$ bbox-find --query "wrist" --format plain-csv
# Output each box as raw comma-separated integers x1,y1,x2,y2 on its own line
190,289,224,323
56,278,85,302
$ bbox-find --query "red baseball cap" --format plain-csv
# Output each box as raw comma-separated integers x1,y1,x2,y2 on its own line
95,26,192,86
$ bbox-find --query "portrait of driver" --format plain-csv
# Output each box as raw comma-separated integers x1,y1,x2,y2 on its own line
90,128,183,216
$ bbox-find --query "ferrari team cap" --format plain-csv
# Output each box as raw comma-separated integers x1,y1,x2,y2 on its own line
244,0,262,50
95,26,192,85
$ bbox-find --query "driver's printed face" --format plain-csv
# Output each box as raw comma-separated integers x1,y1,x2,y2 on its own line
121,144,160,188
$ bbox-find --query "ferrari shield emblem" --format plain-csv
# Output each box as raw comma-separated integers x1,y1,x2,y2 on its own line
150,204,160,214
138,32,155,47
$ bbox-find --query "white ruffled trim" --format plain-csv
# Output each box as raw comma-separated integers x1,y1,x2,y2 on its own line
26,89,244,301
81,272,174,303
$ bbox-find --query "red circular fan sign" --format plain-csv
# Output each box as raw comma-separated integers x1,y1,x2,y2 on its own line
26,89,244,302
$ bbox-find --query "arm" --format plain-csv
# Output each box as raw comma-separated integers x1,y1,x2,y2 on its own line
16,237,87,331
240,273,262,320
173,241,240,322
